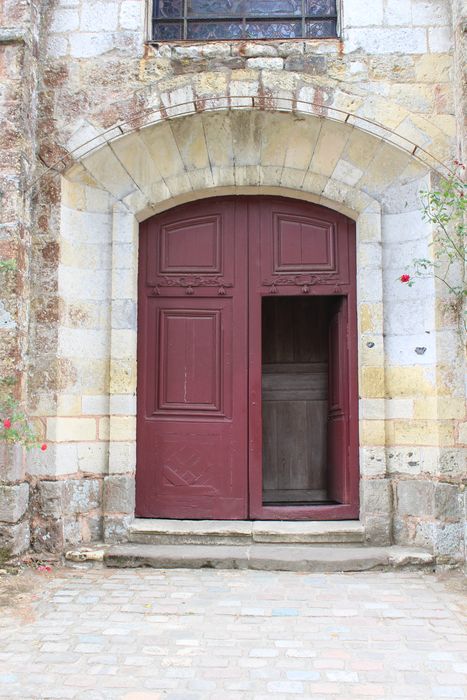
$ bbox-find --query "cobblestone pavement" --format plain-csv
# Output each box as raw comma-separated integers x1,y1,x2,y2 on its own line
0,567,466,700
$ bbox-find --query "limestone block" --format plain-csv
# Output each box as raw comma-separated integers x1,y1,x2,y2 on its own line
437,449,466,478
311,121,350,178
245,58,283,70
332,159,364,187
111,330,137,360
344,0,383,26
47,417,97,442
110,359,137,394
229,78,259,108
103,513,132,543
63,479,101,514
82,148,137,200
360,367,385,398
414,397,466,420
428,26,453,52
459,423,467,445
385,366,436,398
383,0,412,25
59,267,110,302
384,334,435,367
284,119,321,172
434,522,463,559
385,399,414,420
359,399,385,421
27,443,79,478
111,133,165,201
59,328,109,359
396,480,434,516
119,1,143,30
363,515,392,546
391,419,454,446
359,446,386,477
99,418,110,441
361,478,392,514
412,0,450,26
109,394,136,415
69,32,113,58
360,420,386,446
344,27,427,54
47,36,68,58
160,86,195,118
110,416,137,442
37,481,64,518
202,113,234,168
0,521,30,555
109,441,136,474
387,448,423,475
111,300,137,330
77,442,109,474
104,475,135,514
80,1,118,31
82,395,109,416
50,9,79,33
0,483,29,523
0,443,25,483
414,54,452,82
434,483,462,520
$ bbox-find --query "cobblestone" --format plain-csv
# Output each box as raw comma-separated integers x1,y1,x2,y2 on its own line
0,568,465,699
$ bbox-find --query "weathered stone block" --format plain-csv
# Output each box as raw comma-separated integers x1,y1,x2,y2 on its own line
0,521,30,555
284,56,327,74
434,482,462,520
245,57,284,70
361,479,392,514
0,483,29,523
103,514,132,543
434,522,464,560
363,515,392,546
63,479,101,514
396,480,434,517
104,475,135,514
37,481,64,518
0,443,25,482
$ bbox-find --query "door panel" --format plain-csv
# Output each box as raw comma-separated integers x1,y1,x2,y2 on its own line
137,195,358,520
249,197,358,520
136,199,248,519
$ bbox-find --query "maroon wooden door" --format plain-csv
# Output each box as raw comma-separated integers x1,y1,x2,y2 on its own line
136,199,248,518
137,196,358,520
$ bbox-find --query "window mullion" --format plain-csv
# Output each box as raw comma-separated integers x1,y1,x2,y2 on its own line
183,0,188,39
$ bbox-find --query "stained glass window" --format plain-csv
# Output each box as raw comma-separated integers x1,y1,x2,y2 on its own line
152,0,338,41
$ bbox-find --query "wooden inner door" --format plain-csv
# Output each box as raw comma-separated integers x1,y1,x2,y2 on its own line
262,297,331,506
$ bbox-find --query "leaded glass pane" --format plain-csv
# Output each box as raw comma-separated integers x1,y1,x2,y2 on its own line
306,0,336,16
305,19,336,36
152,0,338,40
246,1,302,17
152,21,183,39
187,21,244,39
245,21,302,39
155,0,183,19
187,0,244,18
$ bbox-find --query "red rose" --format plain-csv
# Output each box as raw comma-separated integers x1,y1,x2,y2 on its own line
3,418,11,429
400,274,410,283
41,443,47,451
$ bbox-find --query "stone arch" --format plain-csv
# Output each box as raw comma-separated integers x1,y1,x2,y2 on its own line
36,104,452,547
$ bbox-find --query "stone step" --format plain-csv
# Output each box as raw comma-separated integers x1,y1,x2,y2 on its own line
128,519,365,546
105,543,434,573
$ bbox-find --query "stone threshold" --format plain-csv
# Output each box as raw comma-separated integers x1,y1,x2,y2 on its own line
104,543,434,573
129,518,365,546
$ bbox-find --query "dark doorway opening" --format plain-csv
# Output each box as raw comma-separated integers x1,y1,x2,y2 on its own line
262,296,338,507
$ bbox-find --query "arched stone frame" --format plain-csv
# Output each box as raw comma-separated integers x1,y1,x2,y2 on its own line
31,101,464,552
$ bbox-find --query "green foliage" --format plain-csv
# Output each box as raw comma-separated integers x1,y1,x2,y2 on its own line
400,162,467,330
0,385,44,450
0,260,17,272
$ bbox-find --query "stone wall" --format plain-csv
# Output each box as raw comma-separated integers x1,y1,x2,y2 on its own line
0,0,465,561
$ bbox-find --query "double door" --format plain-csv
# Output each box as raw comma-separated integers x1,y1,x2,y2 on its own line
136,196,358,520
